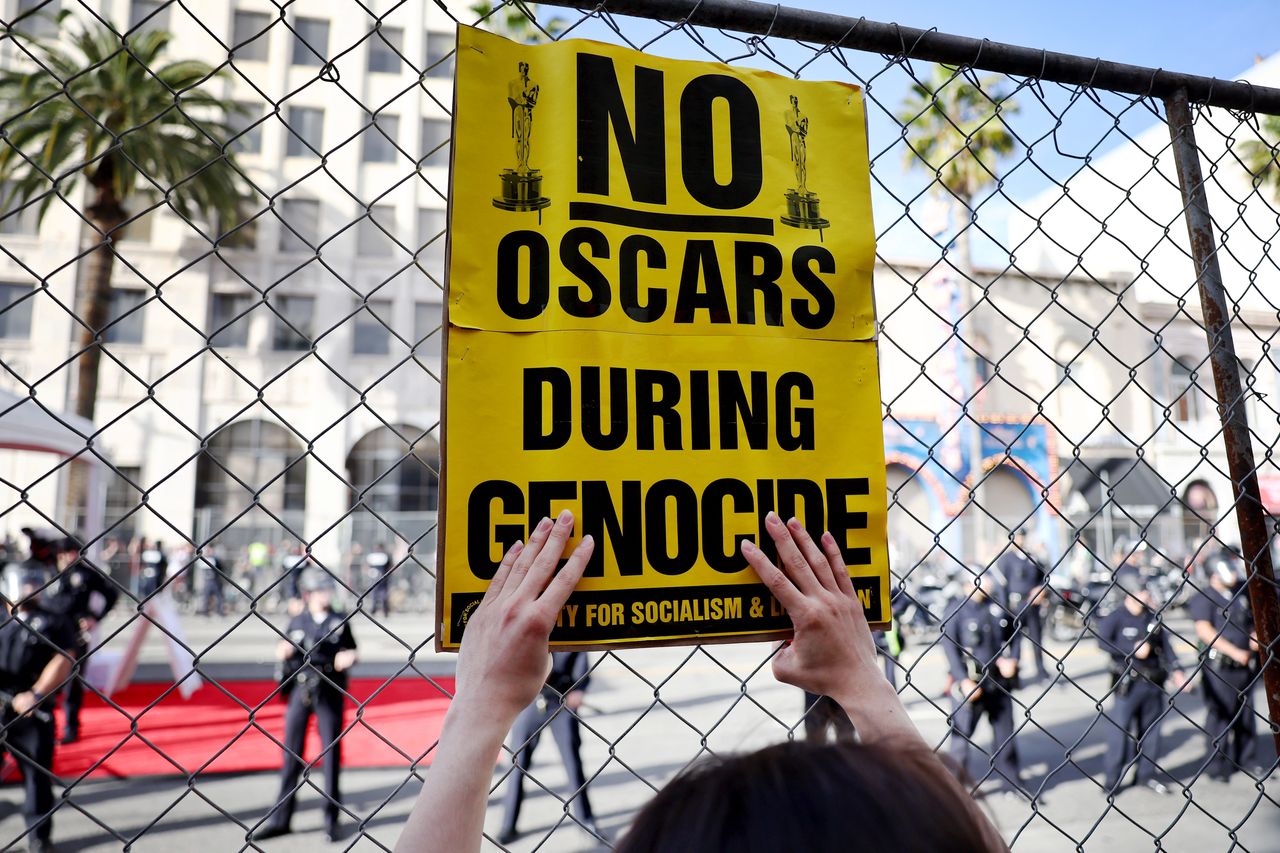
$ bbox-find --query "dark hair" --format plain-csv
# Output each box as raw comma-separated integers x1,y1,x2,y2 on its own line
615,739,1000,853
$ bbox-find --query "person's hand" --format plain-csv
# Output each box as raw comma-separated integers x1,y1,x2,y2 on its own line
1233,647,1254,667
739,513,881,703
79,616,97,633
10,691,36,715
1135,642,1152,660
453,510,593,727
959,678,982,701
334,649,357,672
564,690,585,712
996,657,1018,680
276,639,294,661
1170,670,1188,690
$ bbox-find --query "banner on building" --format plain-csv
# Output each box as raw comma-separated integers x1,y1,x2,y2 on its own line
436,25,887,650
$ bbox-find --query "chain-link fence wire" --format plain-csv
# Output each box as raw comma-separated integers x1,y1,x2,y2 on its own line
0,0,1278,849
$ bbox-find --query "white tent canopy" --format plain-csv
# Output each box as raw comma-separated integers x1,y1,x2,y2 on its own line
0,388,108,549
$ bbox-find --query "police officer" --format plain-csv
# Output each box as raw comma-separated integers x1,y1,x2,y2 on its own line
253,569,358,842
197,544,230,617
0,551,78,852
802,690,854,742
1096,567,1186,795
1000,529,1050,682
943,574,1022,792
45,536,118,745
137,539,167,600
497,652,600,844
1189,553,1259,782
364,543,391,618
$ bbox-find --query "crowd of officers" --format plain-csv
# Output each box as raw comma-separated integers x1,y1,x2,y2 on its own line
0,522,1268,848
831,529,1265,801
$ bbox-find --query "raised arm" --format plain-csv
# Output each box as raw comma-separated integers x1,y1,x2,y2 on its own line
395,511,593,853
741,513,922,746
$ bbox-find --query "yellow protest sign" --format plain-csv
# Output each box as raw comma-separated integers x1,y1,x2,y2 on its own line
436,25,888,650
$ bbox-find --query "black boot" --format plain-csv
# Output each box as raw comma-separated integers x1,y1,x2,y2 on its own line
250,823,291,841
59,725,79,745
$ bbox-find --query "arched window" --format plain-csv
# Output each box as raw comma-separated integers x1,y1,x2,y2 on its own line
346,425,439,513
195,419,308,515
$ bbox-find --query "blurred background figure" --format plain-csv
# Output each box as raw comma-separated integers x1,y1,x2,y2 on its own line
1000,528,1051,683
1189,550,1260,782
498,651,599,845
1096,567,1186,796
364,543,392,617
137,540,168,601
46,535,118,744
255,569,357,842
197,544,230,617
0,542,78,853
943,571,1023,795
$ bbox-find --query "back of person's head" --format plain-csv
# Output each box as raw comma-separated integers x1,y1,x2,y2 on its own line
615,739,1000,853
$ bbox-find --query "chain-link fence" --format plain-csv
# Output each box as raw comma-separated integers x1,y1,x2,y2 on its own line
0,0,1277,849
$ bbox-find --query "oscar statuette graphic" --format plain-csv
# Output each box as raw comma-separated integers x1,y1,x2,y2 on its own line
780,94,829,238
493,60,551,220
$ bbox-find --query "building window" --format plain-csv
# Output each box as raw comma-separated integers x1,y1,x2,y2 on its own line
103,288,146,345
129,0,169,32
367,27,404,73
196,419,308,515
121,188,162,244
0,283,35,340
104,465,142,540
417,207,446,277
277,198,320,253
291,17,329,67
229,102,265,154
420,117,450,167
285,106,324,157
210,292,255,348
357,205,397,257
362,114,400,164
425,32,454,78
0,185,39,236
270,294,314,351
16,0,60,38
1171,357,1201,423
414,300,442,355
346,425,439,513
232,10,271,62
352,299,392,355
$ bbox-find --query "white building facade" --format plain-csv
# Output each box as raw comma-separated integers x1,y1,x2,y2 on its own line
0,0,462,570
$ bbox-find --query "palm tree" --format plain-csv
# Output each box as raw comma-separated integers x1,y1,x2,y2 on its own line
0,19,245,425
897,64,1018,561
1240,114,1280,200
898,63,1019,273
469,2,565,42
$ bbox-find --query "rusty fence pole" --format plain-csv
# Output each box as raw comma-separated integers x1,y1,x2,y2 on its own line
1165,87,1280,751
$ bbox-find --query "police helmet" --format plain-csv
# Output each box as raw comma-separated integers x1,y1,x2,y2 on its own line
1208,554,1244,587
299,568,336,593
20,527,61,564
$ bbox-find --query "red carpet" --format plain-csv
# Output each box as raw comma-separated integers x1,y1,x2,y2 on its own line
35,677,455,780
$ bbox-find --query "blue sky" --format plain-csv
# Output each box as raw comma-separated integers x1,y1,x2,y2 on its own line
549,1,1277,265
797,0,1275,81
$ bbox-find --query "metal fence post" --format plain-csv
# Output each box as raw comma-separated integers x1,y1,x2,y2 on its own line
1165,87,1280,751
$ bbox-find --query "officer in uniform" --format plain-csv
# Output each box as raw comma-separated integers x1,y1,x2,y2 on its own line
0,550,78,852
1096,567,1186,795
1189,553,1259,781
364,544,391,618
942,574,1022,792
46,536,118,745
137,540,167,600
1000,528,1051,682
253,569,357,842
498,652,600,844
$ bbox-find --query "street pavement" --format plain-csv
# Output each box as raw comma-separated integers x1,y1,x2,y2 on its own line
2,609,1276,852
